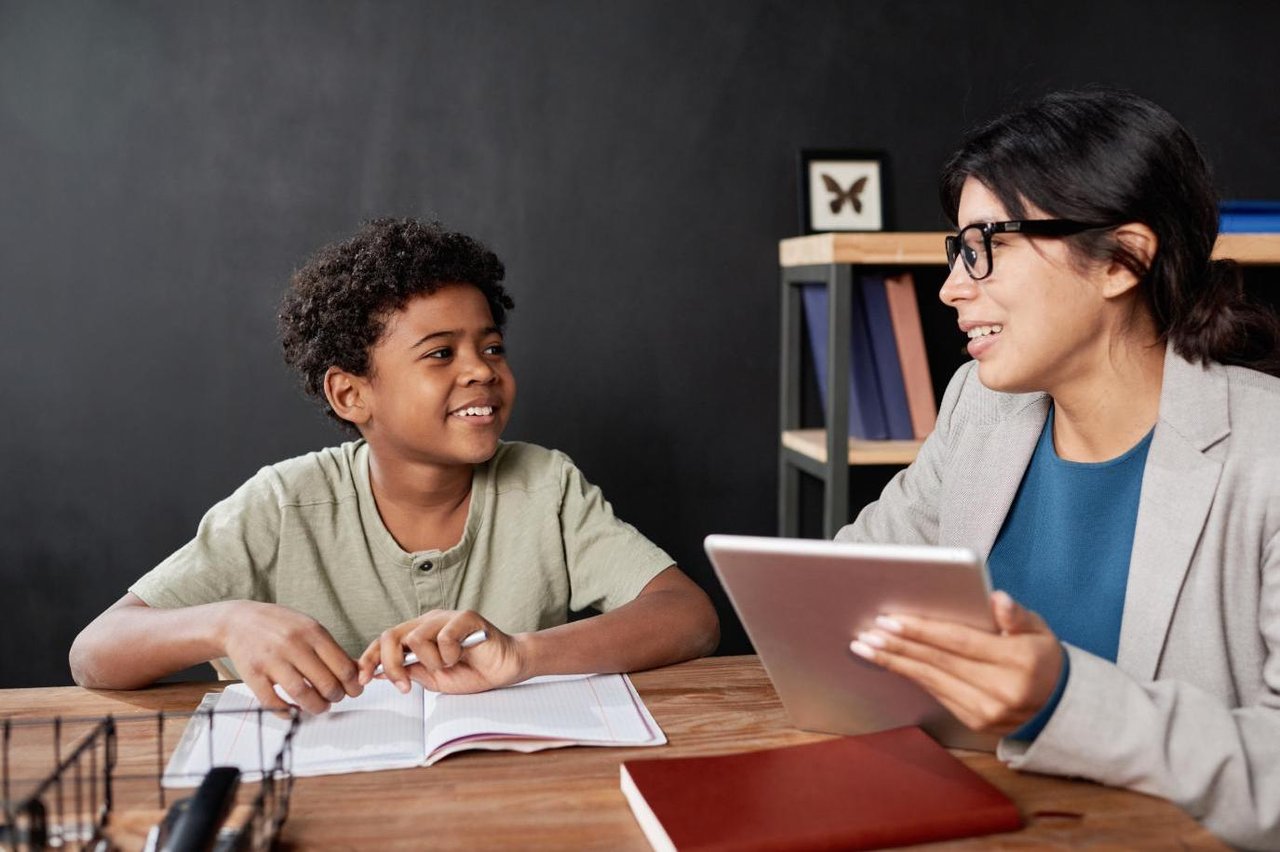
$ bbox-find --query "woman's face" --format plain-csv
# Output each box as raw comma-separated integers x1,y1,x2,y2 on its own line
939,177,1114,396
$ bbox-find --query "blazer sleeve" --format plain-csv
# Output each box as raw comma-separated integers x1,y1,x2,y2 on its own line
834,361,974,546
999,527,1280,850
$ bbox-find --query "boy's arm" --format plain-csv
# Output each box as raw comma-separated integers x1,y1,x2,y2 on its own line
519,565,719,675
70,593,363,714
357,566,719,693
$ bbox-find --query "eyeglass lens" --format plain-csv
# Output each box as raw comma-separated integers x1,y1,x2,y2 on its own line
944,226,991,279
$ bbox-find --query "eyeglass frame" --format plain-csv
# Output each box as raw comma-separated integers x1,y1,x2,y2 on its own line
944,219,1107,281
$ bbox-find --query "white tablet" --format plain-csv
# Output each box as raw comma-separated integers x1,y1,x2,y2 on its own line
705,534,998,751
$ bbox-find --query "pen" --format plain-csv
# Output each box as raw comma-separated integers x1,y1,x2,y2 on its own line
371,629,488,676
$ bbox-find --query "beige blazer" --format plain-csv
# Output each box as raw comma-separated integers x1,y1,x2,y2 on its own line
836,347,1280,849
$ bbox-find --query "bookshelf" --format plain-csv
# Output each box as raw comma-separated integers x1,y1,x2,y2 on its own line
778,231,1280,539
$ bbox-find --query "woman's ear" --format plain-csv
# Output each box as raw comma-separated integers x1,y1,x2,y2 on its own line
1102,222,1159,299
323,367,372,427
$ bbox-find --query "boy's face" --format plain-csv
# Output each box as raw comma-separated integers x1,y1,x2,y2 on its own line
354,283,514,468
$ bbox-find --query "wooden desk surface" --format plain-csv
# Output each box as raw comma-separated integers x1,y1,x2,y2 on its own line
0,656,1225,850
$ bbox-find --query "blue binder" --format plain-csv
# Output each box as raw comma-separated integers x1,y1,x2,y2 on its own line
1219,200,1280,233
800,281,888,440
859,275,915,440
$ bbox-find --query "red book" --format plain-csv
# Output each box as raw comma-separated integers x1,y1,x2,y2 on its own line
619,726,1022,851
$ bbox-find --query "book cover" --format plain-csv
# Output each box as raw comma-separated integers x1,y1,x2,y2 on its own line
859,275,914,440
883,272,937,438
166,674,664,783
1220,200,1280,233
799,281,888,440
620,726,1022,852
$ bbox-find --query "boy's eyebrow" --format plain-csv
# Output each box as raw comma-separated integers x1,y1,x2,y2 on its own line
409,327,503,350
410,330,456,350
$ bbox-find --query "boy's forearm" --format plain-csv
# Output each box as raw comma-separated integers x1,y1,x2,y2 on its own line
517,576,719,679
69,598,230,690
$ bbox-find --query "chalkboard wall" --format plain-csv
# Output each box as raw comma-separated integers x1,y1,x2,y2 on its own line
3,1,1278,686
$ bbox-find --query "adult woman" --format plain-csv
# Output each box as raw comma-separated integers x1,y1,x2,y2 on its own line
838,89,1280,847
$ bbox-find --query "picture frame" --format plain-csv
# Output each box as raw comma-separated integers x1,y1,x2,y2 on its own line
797,149,890,234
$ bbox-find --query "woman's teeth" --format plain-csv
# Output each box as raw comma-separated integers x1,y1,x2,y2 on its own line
453,406,494,417
967,324,1003,339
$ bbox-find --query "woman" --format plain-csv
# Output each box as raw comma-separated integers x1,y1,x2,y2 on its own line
838,89,1280,848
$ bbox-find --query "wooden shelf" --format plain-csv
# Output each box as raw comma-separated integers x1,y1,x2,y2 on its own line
779,231,1280,267
780,232,949,267
782,429,923,466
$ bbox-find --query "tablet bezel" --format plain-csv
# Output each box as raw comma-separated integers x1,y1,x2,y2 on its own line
705,534,998,751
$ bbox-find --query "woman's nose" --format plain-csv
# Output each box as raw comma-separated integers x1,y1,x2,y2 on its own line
938,260,978,308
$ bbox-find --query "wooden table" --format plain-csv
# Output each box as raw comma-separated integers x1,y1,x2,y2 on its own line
1,656,1224,850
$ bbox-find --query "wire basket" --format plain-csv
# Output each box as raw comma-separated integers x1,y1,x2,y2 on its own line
1,703,299,851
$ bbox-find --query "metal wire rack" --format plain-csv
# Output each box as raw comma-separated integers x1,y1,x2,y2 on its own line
1,704,299,851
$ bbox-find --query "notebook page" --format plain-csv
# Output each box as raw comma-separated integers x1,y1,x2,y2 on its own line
164,680,425,784
421,673,665,762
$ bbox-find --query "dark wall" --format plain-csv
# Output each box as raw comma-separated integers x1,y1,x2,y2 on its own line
3,1,1278,686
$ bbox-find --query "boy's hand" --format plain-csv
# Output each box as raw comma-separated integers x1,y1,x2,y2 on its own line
215,601,363,715
357,610,528,694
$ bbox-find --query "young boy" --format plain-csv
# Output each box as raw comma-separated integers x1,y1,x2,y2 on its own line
69,219,719,714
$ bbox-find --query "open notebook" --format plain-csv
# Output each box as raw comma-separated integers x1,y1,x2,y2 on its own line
164,673,664,785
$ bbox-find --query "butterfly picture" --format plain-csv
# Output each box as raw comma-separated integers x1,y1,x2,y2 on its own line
821,173,867,214
801,152,885,232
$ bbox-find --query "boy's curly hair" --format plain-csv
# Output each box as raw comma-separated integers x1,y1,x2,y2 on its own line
279,218,514,427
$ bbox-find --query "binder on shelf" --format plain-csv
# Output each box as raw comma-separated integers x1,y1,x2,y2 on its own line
1220,200,1280,233
859,275,914,440
883,272,937,438
800,281,888,440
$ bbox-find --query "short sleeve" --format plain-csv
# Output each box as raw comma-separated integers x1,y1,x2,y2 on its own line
128,468,283,609
556,456,674,613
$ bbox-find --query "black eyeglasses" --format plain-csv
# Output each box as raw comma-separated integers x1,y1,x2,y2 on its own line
944,220,1105,281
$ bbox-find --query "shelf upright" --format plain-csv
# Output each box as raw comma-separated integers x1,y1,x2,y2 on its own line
779,261,854,538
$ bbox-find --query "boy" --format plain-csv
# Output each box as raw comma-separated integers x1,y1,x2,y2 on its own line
70,219,719,714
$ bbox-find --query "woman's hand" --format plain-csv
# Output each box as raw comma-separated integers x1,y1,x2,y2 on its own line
849,591,1063,735
357,610,529,694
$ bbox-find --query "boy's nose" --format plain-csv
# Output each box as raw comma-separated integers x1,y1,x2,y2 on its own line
459,354,498,385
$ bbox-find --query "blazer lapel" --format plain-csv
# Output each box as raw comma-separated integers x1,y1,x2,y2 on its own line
1117,351,1229,680
939,393,1048,559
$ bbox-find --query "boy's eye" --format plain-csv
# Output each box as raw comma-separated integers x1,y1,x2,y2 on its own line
424,347,453,360
484,343,506,356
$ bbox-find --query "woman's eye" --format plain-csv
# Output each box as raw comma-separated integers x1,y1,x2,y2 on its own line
425,347,453,360
484,343,506,356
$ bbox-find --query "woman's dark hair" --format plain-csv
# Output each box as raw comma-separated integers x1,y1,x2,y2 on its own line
279,218,514,427
941,88,1280,376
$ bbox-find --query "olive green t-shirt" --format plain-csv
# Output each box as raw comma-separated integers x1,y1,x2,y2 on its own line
130,440,674,666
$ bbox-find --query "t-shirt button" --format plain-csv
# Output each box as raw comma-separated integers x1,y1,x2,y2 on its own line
419,561,433,572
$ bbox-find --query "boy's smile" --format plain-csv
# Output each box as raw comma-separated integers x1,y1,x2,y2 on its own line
343,283,515,469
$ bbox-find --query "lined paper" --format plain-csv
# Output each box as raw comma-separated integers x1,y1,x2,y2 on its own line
166,673,664,783
422,674,665,764
166,680,424,783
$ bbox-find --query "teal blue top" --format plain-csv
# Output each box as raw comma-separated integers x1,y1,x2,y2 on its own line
988,406,1154,741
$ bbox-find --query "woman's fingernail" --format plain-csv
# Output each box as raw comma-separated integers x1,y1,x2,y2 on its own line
849,640,877,661
396,679,409,694
874,615,904,633
858,631,887,648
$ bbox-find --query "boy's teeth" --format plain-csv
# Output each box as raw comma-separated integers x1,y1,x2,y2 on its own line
455,406,494,417
967,324,1003,339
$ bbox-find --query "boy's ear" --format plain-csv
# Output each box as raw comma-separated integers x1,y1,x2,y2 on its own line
323,367,372,427
1102,222,1158,299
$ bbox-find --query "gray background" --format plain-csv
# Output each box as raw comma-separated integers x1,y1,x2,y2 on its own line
3,1,1278,686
